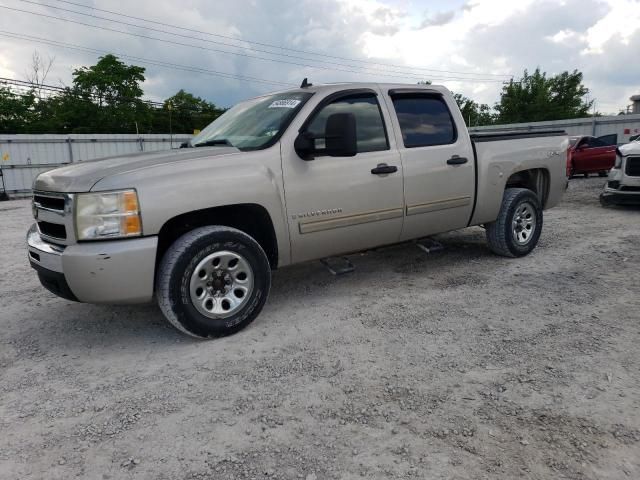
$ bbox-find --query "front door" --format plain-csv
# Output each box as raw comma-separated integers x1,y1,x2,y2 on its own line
281,90,404,264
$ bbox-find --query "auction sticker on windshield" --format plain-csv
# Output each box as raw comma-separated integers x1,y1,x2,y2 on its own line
268,99,302,109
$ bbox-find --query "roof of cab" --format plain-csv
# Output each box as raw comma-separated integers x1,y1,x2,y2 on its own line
270,82,451,96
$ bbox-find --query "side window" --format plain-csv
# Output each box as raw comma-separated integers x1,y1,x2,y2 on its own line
307,94,388,154
591,137,608,147
391,95,457,148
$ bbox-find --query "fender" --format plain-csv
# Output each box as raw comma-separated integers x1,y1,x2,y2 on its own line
91,148,291,266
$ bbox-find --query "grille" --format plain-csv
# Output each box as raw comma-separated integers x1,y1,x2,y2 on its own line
626,157,640,177
37,221,67,240
33,194,65,212
32,191,75,245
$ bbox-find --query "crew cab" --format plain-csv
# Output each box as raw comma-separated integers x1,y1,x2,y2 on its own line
568,135,617,177
27,82,568,338
600,140,640,206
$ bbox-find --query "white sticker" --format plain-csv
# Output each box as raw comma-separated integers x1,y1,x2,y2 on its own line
268,99,301,109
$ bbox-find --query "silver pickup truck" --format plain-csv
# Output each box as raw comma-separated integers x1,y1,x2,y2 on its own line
28,83,568,338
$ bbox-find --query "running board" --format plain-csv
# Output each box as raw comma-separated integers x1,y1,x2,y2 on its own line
320,257,355,276
416,238,445,254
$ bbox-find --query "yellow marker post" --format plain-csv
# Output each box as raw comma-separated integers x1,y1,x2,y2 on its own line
1,153,9,161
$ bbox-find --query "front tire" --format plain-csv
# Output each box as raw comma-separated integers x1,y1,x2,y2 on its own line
156,226,271,338
485,188,543,258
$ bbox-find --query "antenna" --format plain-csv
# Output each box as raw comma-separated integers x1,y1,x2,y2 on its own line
300,78,312,88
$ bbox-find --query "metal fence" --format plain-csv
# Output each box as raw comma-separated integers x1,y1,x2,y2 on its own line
0,134,193,197
469,113,640,141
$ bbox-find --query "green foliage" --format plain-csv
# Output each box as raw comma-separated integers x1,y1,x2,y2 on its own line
495,68,593,123
151,89,224,134
0,88,36,133
0,55,223,134
452,93,494,127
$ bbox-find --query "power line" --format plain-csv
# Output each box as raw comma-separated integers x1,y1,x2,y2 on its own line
0,30,292,88
20,0,510,80
46,0,513,79
1,4,506,83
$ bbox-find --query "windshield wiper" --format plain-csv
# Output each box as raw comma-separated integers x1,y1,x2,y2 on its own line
193,138,234,148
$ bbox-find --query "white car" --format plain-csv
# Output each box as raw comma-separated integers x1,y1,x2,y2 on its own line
600,141,640,206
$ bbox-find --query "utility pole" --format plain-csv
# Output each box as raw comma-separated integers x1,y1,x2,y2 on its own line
591,99,597,136
168,102,173,149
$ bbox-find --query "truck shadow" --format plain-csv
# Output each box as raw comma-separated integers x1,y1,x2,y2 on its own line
23,227,494,348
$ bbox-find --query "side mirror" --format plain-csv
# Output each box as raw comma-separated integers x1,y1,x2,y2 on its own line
325,113,357,157
294,112,358,161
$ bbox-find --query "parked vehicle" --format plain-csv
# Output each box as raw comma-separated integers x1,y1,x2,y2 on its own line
568,135,617,177
27,82,568,338
600,141,640,206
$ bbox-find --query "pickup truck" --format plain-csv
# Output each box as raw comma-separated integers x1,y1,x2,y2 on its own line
27,82,568,338
600,140,640,205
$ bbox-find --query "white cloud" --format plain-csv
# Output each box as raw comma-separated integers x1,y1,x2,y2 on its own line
0,0,637,114
582,0,640,54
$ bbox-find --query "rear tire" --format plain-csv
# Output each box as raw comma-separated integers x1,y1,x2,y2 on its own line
598,171,608,177
584,173,589,178
156,226,271,338
485,188,543,258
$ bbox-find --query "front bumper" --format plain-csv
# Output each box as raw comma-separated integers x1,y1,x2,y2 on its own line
27,225,158,304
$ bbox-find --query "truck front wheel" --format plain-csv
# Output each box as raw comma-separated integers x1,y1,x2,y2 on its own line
485,188,543,258
156,226,271,338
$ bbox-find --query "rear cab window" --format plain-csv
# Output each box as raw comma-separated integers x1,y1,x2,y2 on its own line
389,93,457,148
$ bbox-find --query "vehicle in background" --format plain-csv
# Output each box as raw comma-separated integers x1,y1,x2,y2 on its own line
27,82,568,338
568,135,617,178
600,141,640,206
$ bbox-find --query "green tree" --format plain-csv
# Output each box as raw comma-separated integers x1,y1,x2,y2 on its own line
495,68,592,123
0,88,36,133
152,89,224,134
453,93,494,127
67,54,152,133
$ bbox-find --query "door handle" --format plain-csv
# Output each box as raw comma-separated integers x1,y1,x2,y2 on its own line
447,156,468,165
371,164,398,175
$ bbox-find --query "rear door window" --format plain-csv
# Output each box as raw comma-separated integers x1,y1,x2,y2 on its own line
390,95,457,148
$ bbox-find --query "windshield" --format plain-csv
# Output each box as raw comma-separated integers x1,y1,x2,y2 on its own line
190,91,313,150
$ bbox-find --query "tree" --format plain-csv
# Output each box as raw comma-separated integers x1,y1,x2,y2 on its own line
0,88,36,133
453,93,494,127
495,68,592,123
25,50,55,101
152,89,224,134
68,54,152,133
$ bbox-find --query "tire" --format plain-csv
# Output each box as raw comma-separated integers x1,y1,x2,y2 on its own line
156,226,271,338
598,171,608,177
584,173,589,178
485,188,543,258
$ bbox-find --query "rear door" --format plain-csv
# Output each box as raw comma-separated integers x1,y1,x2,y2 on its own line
281,88,405,263
383,89,475,241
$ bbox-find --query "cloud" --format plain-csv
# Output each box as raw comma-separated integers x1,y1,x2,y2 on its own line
417,10,456,29
0,0,637,115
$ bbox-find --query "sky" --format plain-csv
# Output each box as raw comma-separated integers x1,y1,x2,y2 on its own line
0,0,639,114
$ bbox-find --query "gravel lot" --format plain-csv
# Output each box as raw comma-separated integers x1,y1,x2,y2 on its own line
1,178,639,480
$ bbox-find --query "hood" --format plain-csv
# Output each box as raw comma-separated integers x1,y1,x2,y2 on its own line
34,146,241,192
618,141,640,157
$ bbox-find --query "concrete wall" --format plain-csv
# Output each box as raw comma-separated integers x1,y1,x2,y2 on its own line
469,113,640,142
0,134,192,196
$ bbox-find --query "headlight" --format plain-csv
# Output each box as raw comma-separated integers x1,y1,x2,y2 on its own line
613,153,622,169
75,190,142,240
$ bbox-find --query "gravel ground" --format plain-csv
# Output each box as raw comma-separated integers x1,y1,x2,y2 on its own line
1,177,639,480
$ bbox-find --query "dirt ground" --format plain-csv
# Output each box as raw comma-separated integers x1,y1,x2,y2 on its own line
1,177,639,480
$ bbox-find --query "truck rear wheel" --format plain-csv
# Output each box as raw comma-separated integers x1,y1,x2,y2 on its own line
156,226,271,338
485,188,543,258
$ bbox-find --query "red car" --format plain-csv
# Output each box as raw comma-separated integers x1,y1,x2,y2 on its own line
568,135,617,177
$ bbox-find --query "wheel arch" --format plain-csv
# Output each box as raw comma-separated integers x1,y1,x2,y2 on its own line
155,203,279,273
505,168,550,208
